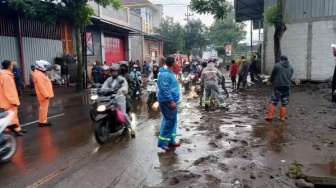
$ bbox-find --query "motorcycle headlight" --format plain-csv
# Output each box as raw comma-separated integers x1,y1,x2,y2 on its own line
91,95,98,100
97,105,106,112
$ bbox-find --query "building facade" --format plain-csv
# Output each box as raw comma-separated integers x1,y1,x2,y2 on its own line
121,0,164,66
263,0,336,81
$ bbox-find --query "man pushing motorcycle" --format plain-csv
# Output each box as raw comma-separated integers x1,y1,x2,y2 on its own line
102,64,135,137
200,61,226,111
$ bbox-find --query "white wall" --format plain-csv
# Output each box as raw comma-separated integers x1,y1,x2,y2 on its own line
311,20,336,80
264,20,336,81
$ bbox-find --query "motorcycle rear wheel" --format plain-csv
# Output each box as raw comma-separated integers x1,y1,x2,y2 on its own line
147,92,157,109
0,133,17,163
95,120,110,145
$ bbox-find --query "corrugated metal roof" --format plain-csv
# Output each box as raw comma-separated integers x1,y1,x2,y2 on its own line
22,37,63,85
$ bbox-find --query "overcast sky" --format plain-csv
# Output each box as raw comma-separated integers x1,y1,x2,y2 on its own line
149,0,262,44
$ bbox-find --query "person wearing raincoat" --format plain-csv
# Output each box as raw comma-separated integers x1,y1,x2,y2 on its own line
0,60,27,135
200,61,226,111
33,60,54,126
148,63,159,80
102,64,135,137
157,57,180,151
118,61,135,118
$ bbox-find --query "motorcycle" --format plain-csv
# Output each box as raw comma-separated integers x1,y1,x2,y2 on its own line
0,111,17,163
133,76,143,100
181,72,191,92
90,83,103,121
190,73,198,85
147,79,159,110
94,81,131,144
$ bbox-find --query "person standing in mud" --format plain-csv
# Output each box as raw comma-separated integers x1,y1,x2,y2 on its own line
264,55,293,122
329,46,336,129
157,57,180,151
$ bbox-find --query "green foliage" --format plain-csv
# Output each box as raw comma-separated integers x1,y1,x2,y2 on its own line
209,6,246,56
5,0,121,26
215,46,226,56
155,17,186,55
73,4,95,26
185,19,209,53
190,0,229,19
264,5,279,26
286,162,304,179
264,4,291,26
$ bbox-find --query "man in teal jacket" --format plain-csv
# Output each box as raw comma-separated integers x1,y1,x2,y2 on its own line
157,57,180,150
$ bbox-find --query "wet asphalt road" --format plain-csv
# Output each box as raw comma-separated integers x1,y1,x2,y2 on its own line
0,87,166,187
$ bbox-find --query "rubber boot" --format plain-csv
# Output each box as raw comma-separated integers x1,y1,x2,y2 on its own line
199,96,203,106
205,104,209,111
264,104,275,121
279,107,287,121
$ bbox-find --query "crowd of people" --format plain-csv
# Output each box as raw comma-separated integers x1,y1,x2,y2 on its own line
0,54,294,152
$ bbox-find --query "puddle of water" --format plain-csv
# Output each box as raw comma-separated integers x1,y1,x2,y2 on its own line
307,161,336,177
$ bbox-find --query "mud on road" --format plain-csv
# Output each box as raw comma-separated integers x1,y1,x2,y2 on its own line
146,81,336,188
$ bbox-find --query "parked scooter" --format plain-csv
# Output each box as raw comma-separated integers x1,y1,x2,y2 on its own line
0,111,17,163
94,81,131,144
147,79,159,110
181,72,191,92
90,83,103,121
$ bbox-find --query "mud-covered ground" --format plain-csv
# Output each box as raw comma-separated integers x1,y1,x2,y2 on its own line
146,77,336,188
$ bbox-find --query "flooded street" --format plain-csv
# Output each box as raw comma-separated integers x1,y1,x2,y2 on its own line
0,73,336,188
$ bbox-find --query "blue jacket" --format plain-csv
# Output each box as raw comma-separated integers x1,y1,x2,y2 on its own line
157,67,180,103
130,71,141,80
13,66,23,88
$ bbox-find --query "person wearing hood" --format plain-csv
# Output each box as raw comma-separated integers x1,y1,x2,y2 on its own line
182,62,191,74
97,65,111,84
91,61,101,83
200,61,226,111
0,60,27,135
12,61,23,97
29,65,36,96
265,55,293,122
33,60,54,126
119,61,135,118
148,63,159,80
157,57,180,151
102,64,135,137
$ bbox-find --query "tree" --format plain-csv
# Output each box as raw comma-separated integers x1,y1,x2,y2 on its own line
184,19,209,56
209,7,246,53
6,0,121,91
264,0,287,63
155,17,186,56
190,0,229,19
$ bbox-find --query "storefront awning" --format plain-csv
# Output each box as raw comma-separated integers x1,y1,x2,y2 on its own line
91,17,144,36
144,33,171,41
234,0,264,23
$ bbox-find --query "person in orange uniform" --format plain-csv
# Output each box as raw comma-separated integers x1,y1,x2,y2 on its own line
0,60,27,135
33,60,54,126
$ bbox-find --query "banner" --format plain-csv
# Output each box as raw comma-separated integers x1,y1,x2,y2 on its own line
225,45,232,56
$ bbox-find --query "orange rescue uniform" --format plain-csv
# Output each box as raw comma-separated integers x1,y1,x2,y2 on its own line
33,70,54,123
0,70,21,131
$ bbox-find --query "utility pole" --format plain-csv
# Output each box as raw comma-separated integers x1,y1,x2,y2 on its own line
184,6,194,22
184,6,194,61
